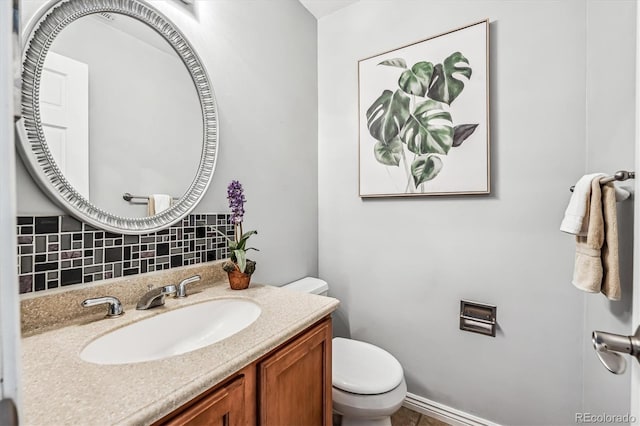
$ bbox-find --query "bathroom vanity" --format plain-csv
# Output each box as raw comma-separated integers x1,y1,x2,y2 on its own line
20,264,338,425
15,1,338,423
156,317,331,425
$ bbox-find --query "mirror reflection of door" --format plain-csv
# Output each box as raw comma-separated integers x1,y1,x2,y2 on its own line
37,13,203,218
40,51,89,199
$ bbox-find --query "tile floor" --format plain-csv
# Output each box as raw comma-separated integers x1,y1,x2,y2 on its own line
391,406,450,426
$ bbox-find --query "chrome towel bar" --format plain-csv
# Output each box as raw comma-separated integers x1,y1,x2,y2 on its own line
122,193,179,202
569,170,635,192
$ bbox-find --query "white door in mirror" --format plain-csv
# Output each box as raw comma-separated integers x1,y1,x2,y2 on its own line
80,299,261,365
40,51,89,199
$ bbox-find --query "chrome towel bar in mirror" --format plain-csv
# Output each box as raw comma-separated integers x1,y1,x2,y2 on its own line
122,193,180,203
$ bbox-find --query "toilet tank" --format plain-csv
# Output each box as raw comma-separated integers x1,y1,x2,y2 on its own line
283,277,329,296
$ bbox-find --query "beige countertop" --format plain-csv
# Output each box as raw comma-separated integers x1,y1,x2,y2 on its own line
21,281,339,425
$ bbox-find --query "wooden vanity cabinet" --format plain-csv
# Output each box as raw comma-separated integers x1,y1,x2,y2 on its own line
155,317,332,426
259,318,332,425
158,362,255,426
162,374,247,426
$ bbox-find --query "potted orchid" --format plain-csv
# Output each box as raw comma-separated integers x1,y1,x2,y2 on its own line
215,180,258,290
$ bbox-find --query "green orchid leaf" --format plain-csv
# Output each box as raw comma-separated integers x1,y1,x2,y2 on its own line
453,124,479,147
240,230,257,240
427,52,472,105
366,89,410,144
400,100,453,155
411,155,443,187
233,249,247,273
378,58,407,69
236,230,257,250
374,137,403,166
398,61,434,97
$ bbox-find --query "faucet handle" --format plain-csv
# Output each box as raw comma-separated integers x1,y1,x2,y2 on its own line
162,284,178,296
81,296,124,317
176,275,201,298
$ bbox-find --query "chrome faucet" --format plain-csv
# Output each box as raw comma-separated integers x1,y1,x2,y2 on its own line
176,275,201,298
136,285,177,310
135,275,201,310
81,296,124,317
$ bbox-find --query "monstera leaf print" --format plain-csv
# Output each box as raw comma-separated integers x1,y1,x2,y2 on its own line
427,52,472,105
366,89,410,144
374,137,403,166
400,100,453,155
365,49,481,193
411,155,443,187
398,61,434,97
453,124,479,147
378,58,408,69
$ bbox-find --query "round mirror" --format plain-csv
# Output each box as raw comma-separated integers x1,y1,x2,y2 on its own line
18,0,218,234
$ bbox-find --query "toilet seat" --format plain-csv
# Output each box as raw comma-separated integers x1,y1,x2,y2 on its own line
333,377,407,419
332,337,403,395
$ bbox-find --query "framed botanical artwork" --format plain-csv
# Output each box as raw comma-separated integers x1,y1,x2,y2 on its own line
358,19,490,197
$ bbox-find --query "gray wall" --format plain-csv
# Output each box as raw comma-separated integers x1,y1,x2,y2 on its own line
582,0,636,417
17,0,319,285
318,1,634,424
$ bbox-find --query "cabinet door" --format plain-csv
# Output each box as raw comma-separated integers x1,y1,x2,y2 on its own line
259,319,332,426
163,375,245,426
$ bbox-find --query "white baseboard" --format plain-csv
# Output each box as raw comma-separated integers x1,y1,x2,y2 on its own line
403,393,500,426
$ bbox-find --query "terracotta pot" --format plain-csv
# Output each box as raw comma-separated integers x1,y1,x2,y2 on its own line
227,269,252,290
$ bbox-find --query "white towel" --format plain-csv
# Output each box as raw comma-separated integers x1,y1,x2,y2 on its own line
561,173,605,236
148,194,172,216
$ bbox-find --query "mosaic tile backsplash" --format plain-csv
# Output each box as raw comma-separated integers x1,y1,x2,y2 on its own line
17,214,233,294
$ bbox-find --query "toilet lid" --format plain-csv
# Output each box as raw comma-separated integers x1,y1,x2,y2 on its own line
332,337,403,395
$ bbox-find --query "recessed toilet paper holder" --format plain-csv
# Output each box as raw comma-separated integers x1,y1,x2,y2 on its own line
592,327,640,375
459,300,496,337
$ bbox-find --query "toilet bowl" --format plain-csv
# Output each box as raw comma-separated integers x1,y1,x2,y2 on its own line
282,278,407,426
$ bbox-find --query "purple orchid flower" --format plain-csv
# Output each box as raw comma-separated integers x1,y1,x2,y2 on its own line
227,180,246,225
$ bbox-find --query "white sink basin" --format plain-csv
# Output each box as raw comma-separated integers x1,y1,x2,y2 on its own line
80,299,261,365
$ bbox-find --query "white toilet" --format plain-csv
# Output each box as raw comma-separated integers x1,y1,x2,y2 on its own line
283,277,407,426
